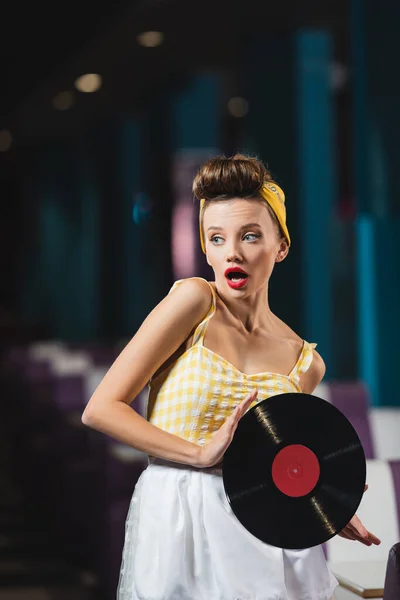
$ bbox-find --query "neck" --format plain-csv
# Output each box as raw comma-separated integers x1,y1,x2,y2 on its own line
215,281,273,333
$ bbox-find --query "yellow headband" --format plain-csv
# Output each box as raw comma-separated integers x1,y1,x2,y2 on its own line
199,182,291,253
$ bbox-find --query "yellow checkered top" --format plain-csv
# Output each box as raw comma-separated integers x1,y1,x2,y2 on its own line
147,278,316,446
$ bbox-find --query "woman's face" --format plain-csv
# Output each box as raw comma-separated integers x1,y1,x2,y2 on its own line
202,198,288,294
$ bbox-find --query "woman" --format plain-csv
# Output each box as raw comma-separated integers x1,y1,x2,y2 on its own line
82,155,380,600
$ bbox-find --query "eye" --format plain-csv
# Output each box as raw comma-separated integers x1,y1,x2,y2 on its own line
211,235,224,245
243,233,260,242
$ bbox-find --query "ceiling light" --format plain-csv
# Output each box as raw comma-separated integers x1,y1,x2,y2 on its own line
74,73,102,93
137,31,164,48
0,130,13,152
52,91,75,111
227,97,249,118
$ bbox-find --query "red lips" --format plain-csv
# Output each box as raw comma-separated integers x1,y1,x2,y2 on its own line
224,267,249,289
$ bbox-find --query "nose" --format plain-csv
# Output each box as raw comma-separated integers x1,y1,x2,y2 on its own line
225,241,243,263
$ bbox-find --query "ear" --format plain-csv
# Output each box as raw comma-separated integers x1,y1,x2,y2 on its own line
275,239,289,263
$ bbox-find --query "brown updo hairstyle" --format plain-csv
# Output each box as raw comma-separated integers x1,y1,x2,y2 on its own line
193,154,285,240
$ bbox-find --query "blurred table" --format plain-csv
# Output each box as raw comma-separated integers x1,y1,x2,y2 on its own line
331,561,386,598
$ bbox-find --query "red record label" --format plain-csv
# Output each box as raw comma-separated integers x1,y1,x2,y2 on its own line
271,444,320,498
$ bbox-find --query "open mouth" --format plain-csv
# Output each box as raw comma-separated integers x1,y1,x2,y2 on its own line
224,269,249,288
227,272,248,281
225,268,249,281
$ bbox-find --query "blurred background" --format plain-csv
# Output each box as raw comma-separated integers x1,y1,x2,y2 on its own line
1,0,400,598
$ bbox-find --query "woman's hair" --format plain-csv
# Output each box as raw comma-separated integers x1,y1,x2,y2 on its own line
193,154,285,239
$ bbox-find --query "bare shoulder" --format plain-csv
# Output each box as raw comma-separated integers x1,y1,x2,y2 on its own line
84,278,213,410
135,277,213,346
171,277,213,303
168,278,214,332
300,348,326,394
311,348,326,377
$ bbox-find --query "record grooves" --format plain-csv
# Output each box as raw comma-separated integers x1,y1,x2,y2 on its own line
222,393,366,550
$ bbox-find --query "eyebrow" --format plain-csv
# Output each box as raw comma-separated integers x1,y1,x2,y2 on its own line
206,222,262,233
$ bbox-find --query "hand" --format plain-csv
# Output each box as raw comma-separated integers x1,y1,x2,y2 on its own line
337,485,381,546
197,389,258,468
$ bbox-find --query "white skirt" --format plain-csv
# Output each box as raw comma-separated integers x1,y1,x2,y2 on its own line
117,460,338,600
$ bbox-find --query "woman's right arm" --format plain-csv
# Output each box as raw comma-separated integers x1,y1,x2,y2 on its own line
81,278,212,466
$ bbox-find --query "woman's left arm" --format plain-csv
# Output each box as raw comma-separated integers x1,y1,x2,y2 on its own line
301,350,381,547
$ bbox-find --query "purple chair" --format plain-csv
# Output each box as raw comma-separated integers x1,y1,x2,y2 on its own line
383,542,400,600
389,461,400,532
52,375,86,412
66,344,117,367
329,382,375,459
4,345,30,368
17,360,97,550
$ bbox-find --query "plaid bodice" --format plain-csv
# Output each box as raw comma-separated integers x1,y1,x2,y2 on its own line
147,278,316,446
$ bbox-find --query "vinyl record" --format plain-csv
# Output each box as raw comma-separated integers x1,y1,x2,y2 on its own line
222,393,366,550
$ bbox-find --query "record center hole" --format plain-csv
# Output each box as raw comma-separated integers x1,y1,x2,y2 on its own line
288,463,303,478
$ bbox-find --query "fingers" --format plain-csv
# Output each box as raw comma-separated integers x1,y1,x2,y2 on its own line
227,390,258,431
349,532,371,546
349,517,381,544
349,514,368,539
238,389,258,415
339,526,370,545
342,515,381,546
361,530,381,545
364,484,369,492
338,529,357,541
